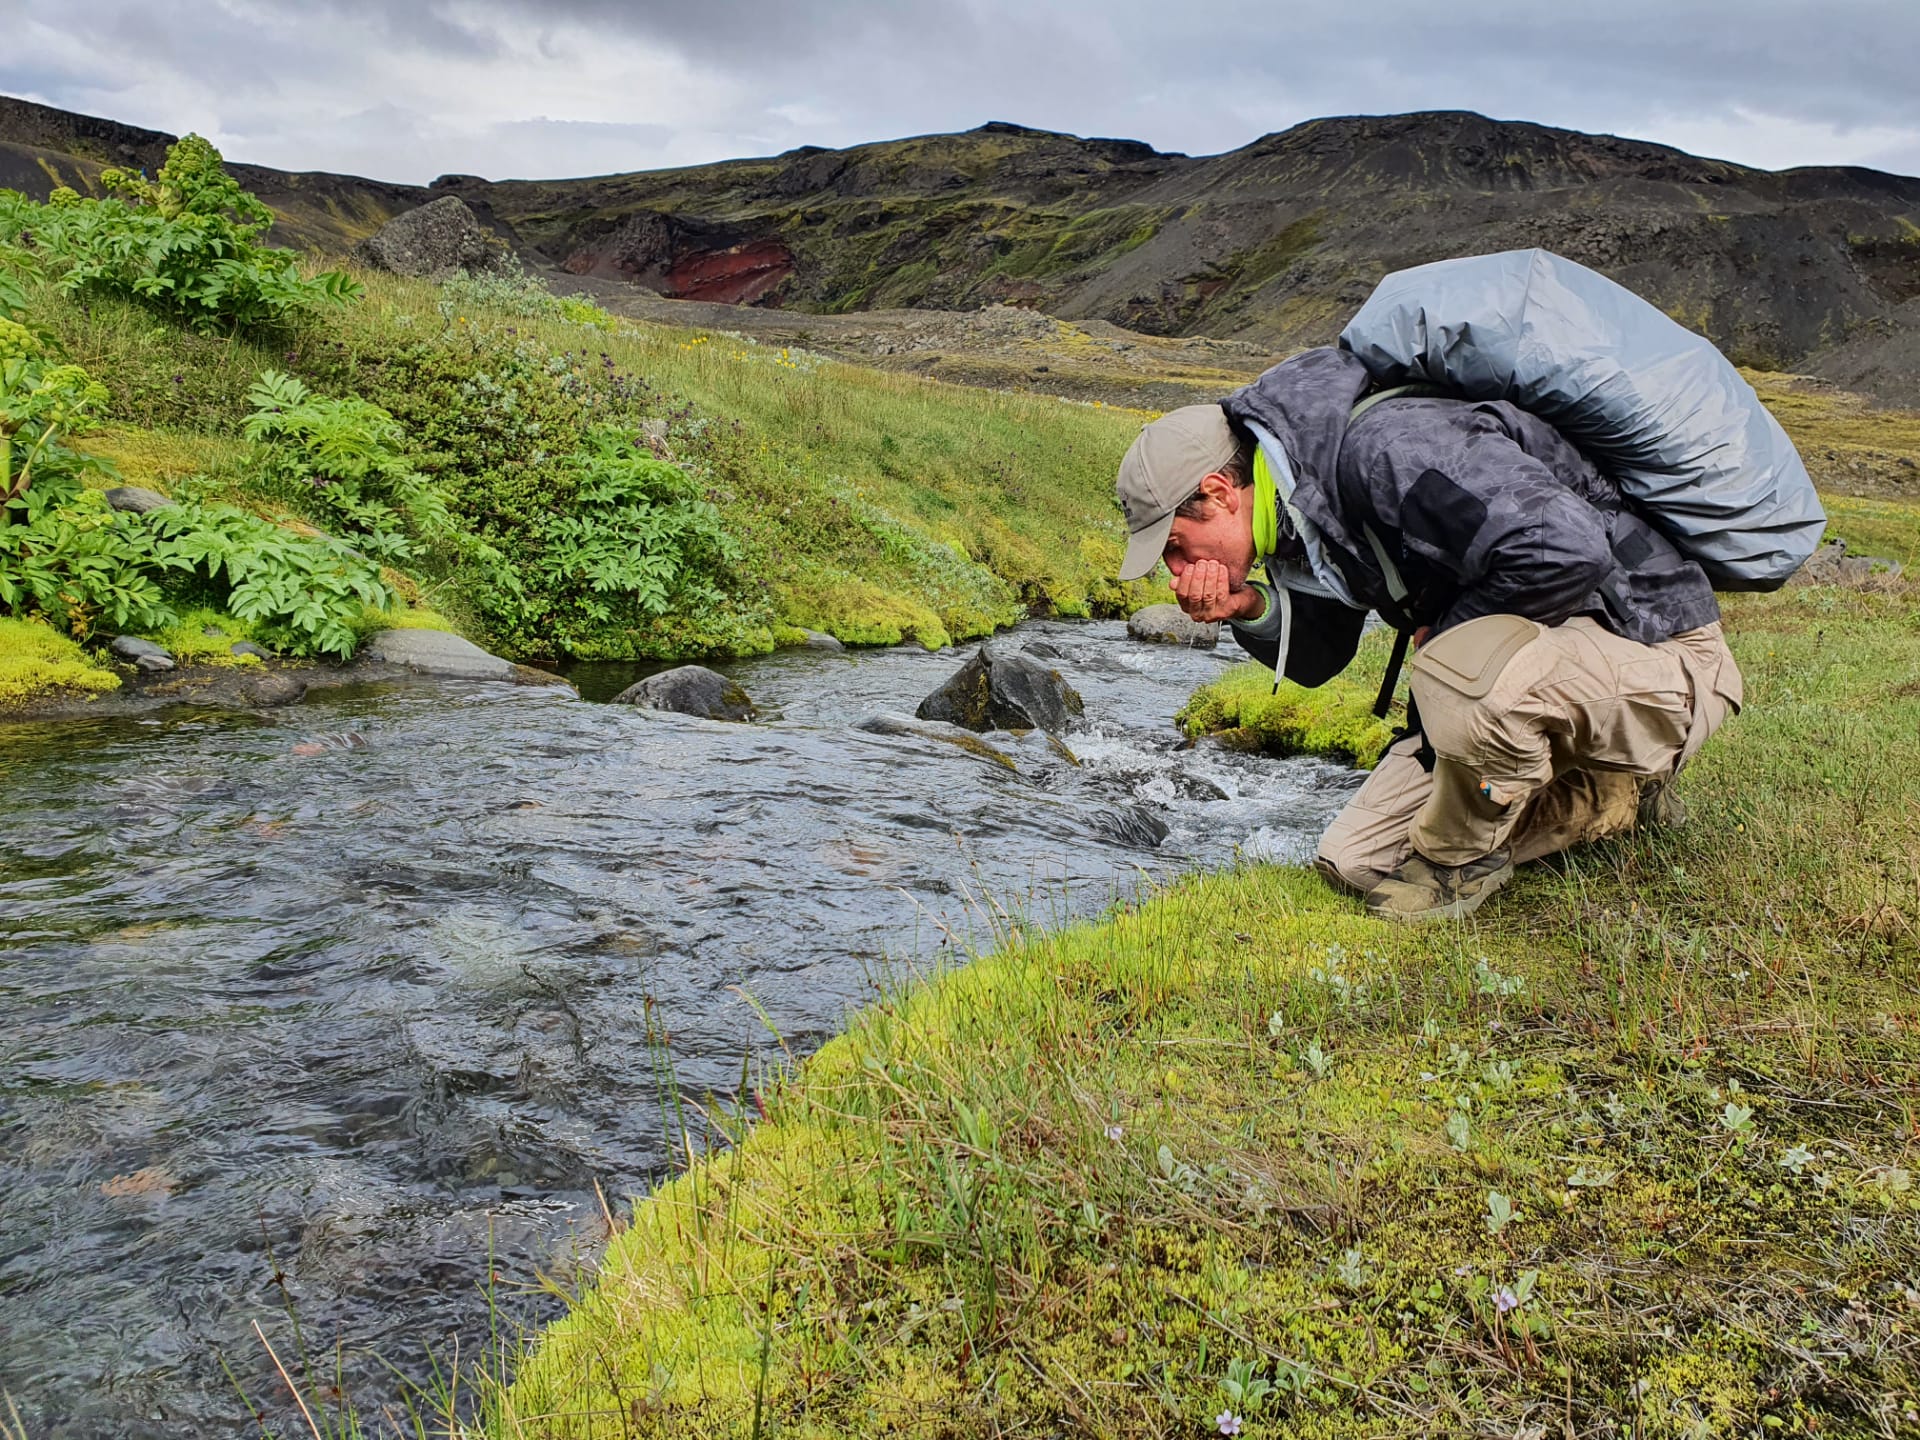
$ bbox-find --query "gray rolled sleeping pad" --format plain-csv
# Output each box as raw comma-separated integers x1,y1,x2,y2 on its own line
1338,248,1825,590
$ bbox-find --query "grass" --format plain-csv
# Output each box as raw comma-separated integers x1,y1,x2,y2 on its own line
5,262,1167,700
344,268,1164,626
1745,372,1920,500
489,515,1920,1438
1821,495,1920,568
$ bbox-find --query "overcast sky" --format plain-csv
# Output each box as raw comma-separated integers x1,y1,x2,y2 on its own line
7,1,1919,185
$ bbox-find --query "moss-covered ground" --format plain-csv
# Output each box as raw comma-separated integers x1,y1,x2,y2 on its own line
493,506,1920,1438
1175,627,1404,769
0,617,119,706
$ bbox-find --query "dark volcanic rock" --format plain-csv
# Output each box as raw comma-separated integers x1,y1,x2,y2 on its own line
1790,539,1904,586
915,646,1084,734
109,635,173,671
1127,603,1219,648
355,196,507,280
104,486,171,515
1089,804,1171,850
241,672,308,707
612,666,756,722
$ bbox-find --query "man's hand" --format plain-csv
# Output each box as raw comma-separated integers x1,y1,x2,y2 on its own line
1170,559,1263,624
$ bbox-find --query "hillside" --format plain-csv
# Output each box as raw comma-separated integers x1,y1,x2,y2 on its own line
7,97,1920,406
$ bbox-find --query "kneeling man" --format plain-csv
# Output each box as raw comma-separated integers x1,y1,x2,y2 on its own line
1117,348,1742,923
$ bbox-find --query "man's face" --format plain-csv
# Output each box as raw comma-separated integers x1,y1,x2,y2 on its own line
1161,473,1255,584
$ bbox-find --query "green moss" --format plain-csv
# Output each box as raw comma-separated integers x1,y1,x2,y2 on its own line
0,617,121,704
1178,627,1402,766
357,605,459,635
67,424,249,495
150,607,264,666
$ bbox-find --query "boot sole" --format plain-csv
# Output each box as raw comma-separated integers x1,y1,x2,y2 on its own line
1367,864,1516,924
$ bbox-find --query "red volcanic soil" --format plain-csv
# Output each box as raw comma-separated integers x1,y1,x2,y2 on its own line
664,240,793,305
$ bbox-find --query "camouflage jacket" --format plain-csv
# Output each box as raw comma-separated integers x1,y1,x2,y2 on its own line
1219,347,1720,683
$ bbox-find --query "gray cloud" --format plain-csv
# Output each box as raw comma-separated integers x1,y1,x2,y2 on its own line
9,0,1920,183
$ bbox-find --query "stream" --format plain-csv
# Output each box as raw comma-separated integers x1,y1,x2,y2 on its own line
0,620,1363,1436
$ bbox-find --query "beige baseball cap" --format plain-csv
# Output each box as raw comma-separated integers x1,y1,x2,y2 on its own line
1114,403,1241,580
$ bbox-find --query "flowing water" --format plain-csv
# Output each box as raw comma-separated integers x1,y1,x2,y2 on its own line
0,621,1363,1436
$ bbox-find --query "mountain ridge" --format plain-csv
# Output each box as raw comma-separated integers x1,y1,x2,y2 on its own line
5,94,1919,404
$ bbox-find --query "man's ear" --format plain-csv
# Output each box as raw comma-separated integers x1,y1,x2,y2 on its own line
1202,471,1239,510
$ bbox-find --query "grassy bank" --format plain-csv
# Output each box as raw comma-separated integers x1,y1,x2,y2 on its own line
3,147,1162,705
494,529,1920,1435
9,271,1158,674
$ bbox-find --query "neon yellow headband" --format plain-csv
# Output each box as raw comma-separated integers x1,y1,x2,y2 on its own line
1251,446,1279,562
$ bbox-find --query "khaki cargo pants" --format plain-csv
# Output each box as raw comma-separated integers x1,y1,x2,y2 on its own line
1316,615,1743,893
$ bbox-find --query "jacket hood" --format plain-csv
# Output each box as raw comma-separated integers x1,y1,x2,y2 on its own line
1221,346,1373,576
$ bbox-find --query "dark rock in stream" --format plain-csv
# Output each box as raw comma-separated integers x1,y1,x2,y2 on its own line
109,635,174,671
915,645,1083,734
612,665,756,722
797,629,845,652
1127,603,1219,648
241,672,309,707
1089,803,1172,849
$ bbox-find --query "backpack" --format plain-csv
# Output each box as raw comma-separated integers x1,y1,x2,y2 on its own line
1338,248,1826,591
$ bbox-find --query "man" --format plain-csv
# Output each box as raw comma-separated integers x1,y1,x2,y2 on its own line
1115,346,1743,923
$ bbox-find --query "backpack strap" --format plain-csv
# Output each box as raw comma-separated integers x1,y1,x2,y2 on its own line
1347,381,1451,429
1346,384,1448,716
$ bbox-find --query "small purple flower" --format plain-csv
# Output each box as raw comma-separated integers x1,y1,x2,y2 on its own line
1216,1412,1242,1436
1493,1286,1519,1314
1453,1263,1473,1278
1104,1124,1124,1143
172,374,183,384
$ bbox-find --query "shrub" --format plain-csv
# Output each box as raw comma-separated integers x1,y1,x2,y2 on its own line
243,369,449,560
1,315,392,653
0,135,361,331
485,424,750,657
439,254,614,329
0,321,165,633
306,320,761,656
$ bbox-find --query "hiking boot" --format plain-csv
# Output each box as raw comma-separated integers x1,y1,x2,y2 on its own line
1364,852,1514,924
1313,854,1365,898
1636,777,1688,829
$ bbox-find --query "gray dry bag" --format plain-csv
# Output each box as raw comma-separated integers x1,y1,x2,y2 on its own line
1339,248,1825,590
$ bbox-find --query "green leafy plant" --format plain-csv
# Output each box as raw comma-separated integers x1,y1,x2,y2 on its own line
0,323,165,633
145,499,395,657
503,424,744,655
1216,1356,1272,1416
243,369,448,559
1,135,361,331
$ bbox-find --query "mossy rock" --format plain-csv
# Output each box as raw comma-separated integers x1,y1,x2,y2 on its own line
612,665,756,722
